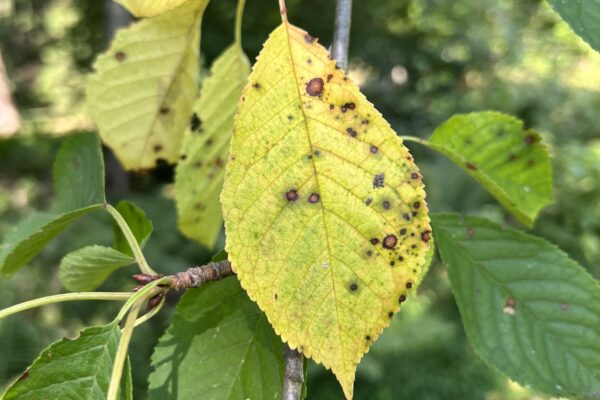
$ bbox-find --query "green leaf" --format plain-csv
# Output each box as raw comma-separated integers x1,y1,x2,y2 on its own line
87,0,210,170
426,111,552,226
116,0,192,17
2,323,132,400
0,133,106,276
59,245,134,292
112,200,153,257
175,45,250,249
547,0,600,53
432,213,600,398
148,277,284,400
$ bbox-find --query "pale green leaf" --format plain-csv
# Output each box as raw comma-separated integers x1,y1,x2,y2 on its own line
112,200,153,257
148,277,284,400
0,133,105,276
175,45,250,248
87,0,209,170
2,323,132,400
547,0,600,53
59,245,134,292
432,213,600,398
426,111,552,226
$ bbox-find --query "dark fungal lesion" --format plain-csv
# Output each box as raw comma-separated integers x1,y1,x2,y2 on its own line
190,113,202,132
285,189,299,202
308,192,320,203
373,173,385,188
349,282,359,292
306,77,324,96
115,51,126,62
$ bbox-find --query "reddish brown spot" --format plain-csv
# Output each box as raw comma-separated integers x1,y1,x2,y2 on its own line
347,127,357,137
308,192,320,203
327,74,333,82
306,78,324,96
329,104,335,110
467,227,475,237
413,201,420,209
115,51,126,62
383,234,398,249
307,59,312,64
370,238,379,245
304,33,316,43
411,172,420,179
402,213,411,221
341,102,356,112
286,189,299,202
370,145,379,154
400,228,407,235
349,283,359,292
525,134,536,145
382,200,391,210
421,231,431,243
399,295,407,303
406,282,413,289
465,162,478,171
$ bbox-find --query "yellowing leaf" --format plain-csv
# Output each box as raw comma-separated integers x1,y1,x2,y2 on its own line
116,0,191,18
87,0,208,170
175,45,250,248
221,22,431,399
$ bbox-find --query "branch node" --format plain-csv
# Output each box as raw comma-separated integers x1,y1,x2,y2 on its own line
170,261,234,290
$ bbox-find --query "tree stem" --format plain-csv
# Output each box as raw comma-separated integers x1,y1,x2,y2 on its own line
170,261,234,290
283,344,304,400
0,292,132,321
331,0,353,70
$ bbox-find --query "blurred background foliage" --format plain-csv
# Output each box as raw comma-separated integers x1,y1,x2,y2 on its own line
1,0,599,398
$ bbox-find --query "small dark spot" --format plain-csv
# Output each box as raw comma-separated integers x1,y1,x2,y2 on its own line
411,211,417,217
388,311,394,318
215,157,224,168
389,261,395,266
361,119,370,125
406,282,413,289
327,74,333,82
365,335,371,341
465,162,477,171
365,197,373,205
115,51,126,62
411,244,416,249
287,115,294,121
400,228,407,235
335,64,341,70
370,238,379,245
307,154,313,160
341,102,356,113
306,78,324,96
508,154,518,162
314,150,321,156
413,201,420,209
525,134,536,145
466,227,475,237
274,293,279,300
411,172,420,179
180,154,187,161
382,200,391,210
527,159,535,167
410,232,415,237
349,283,359,292
370,145,379,154
194,203,204,210
153,144,163,153
190,113,202,131
402,213,411,221
307,58,312,64
373,173,385,188
286,189,299,202
383,234,398,249
366,250,373,257
205,139,213,146
347,127,357,137
252,82,261,89
159,106,170,115
194,161,203,168
304,33,316,43
329,104,335,110
421,231,431,243
398,256,404,261
308,192,320,203
399,295,407,303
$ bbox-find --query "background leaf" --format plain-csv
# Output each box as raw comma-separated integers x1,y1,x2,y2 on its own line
112,200,153,257
116,0,192,18
221,21,431,398
59,245,134,292
2,323,132,400
175,44,249,249
148,277,284,400
547,0,600,53
426,111,552,226
432,213,600,398
87,0,209,170
0,133,105,276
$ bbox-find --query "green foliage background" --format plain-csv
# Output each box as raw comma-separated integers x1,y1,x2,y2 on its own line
1,0,599,398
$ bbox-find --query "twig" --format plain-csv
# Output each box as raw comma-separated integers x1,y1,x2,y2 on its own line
283,344,304,400
331,0,353,70
170,260,234,290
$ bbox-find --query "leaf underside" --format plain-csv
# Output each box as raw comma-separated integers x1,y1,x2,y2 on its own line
221,21,431,398
433,213,600,398
175,45,250,248
2,323,132,400
148,278,284,400
547,0,600,53
428,112,552,226
87,0,208,170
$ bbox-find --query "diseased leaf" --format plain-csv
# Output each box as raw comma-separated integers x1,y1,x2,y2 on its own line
432,213,600,398
175,45,250,249
59,245,134,292
221,21,431,399
87,0,209,170
116,0,191,18
2,323,132,400
547,0,600,53
112,200,153,257
148,277,284,400
0,133,105,276
427,112,552,226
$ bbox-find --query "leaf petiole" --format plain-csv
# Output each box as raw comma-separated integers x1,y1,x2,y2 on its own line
114,277,170,323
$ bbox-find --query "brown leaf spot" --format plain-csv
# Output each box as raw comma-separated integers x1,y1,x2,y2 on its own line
347,127,357,137
413,201,420,209
349,282,359,292
366,250,373,257
421,230,431,243
252,82,261,89
370,238,380,245
153,145,163,153
327,74,333,82
304,33,316,43
274,293,278,300
306,78,324,96
503,297,516,315
365,197,373,205
308,192,320,203
383,234,398,249
190,113,202,132
465,162,478,171
402,213,411,221
400,228,407,235
524,134,536,145
370,145,379,154
406,282,413,289
180,154,187,161
115,51,126,62
341,102,356,113
286,189,299,202
365,335,371,341
388,311,394,318
382,200,391,210
373,173,385,188
411,172,420,180
399,295,407,303
159,106,170,115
